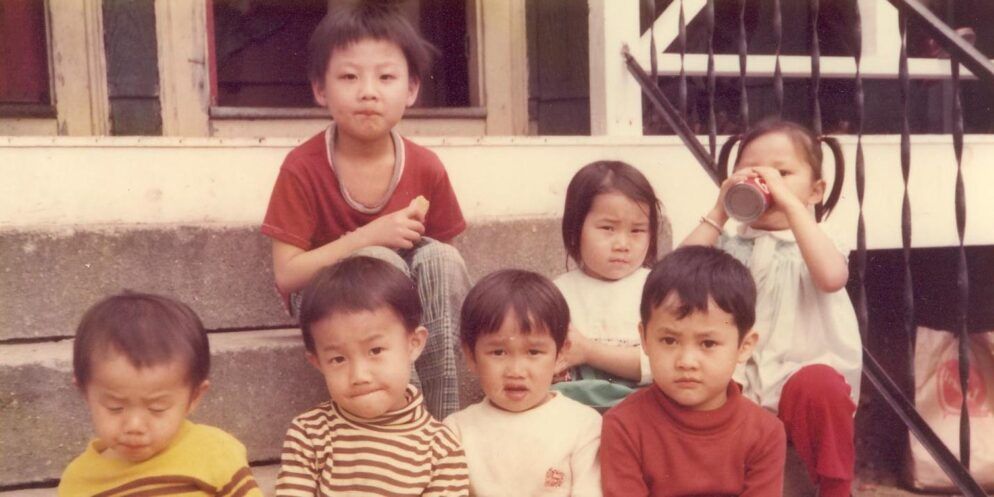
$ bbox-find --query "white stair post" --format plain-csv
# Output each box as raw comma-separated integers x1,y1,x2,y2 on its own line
589,0,642,136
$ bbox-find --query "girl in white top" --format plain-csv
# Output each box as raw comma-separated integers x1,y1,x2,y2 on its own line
552,161,662,407
682,119,861,497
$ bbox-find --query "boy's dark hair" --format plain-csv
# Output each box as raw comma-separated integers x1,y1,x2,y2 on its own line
307,1,437,85
460,269,570,353
73,292,210,389
299,256,422,353
640,246,756,339
562,160,662,269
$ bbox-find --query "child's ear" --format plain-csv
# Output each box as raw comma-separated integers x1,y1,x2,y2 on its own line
305,351,321,371
638,322,647,350
406,78,421,107
737,330,759,363
461,343,478,374
407,326,428,361
186,380,210,414
311,79,328,107
807,178,827,206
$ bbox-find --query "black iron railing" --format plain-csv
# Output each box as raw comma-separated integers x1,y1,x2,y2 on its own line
628,0,993,495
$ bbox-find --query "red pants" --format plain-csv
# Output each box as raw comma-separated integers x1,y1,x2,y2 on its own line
779,364,857,497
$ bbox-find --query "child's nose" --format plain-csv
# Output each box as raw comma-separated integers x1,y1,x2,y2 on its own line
349,359,373,383
358,76,378,99
612,232,630,251
123,411,147,434
504,357,526,377
675,349,699,369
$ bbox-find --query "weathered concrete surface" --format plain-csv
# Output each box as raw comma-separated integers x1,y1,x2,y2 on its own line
0,329,327,487
0,217,673,341
0,226,288,341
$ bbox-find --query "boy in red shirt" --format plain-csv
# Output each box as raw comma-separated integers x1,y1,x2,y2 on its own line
262,3,468,418
600,246,786,496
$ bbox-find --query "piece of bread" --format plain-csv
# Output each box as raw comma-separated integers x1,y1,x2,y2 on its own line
409,195,430,218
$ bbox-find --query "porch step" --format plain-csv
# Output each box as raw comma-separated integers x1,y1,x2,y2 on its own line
0,217,599,487
0,462,956,497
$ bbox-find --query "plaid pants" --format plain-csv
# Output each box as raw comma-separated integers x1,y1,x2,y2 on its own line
352,239,470,419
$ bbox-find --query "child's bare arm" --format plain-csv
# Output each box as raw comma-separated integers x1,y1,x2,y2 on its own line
752,167,849,292
680,172,746,247
272,200,428,294
557,326,642,382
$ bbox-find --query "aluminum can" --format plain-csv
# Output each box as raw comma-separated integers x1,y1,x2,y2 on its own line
723,176,772,223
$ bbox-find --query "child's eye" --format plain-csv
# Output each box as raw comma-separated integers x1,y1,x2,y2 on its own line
488,349,506,357
339,73,357,81
599,225,614,232
660,337,677,345
528,349,546,356
380,74,396,81
149,406,169,414
632,227,648,234
779,170,789,176
701,340,719,349
330,356,346,365
105,406,124,413
369,347,385,356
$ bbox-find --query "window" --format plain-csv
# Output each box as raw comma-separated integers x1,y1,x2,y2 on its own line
209,0,470,109
0,0,52,114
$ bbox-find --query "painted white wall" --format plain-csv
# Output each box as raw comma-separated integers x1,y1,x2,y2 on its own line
2,135,993,250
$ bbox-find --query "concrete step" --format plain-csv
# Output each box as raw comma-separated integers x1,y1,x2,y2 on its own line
0,217,613,342
0,328,327,486
1,462,958,497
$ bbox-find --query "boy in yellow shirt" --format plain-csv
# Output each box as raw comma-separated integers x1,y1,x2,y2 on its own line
59,293,262,497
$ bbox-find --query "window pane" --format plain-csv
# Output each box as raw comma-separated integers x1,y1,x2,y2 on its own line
0,0,50,105
211,0,469,108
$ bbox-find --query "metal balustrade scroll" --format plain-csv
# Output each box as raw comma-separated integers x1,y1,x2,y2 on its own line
737,0,748,129
773,0,783,117
950,41,972,471
809,0,822,135
625,0,993,493
678,0,687,120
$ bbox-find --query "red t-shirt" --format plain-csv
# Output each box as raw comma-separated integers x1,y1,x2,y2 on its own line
262,130,466,250
600,383,786,497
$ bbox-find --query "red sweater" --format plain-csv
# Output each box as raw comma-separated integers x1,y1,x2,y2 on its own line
600,383,786,497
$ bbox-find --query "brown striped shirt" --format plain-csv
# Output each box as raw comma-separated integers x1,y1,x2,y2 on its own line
276,386,469,496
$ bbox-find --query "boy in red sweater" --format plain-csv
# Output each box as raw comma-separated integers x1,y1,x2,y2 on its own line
600,246,786,496
262,2,468,419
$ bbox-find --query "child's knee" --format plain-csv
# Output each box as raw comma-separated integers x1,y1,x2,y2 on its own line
353,245,410,275
411,240,467,274
784,364,853,408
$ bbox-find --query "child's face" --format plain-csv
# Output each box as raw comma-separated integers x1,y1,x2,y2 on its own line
734,132,825,230
465,313,560,413
81,349,207,462
640,297,756,411
311,38,420,144
579,191,651,281
307,306,427,419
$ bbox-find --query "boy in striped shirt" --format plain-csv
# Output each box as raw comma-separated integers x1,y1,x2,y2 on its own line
277,256,469,496
58,293,262,497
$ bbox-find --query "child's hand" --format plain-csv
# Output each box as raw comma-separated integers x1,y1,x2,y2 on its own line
356,205,426,249
748,166,806,215
555,325,589,375
710,170,754,223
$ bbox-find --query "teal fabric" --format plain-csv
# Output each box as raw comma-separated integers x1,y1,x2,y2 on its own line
552,365,640,409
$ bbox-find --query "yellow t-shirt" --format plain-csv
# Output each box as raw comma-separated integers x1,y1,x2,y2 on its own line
58,421,262,497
